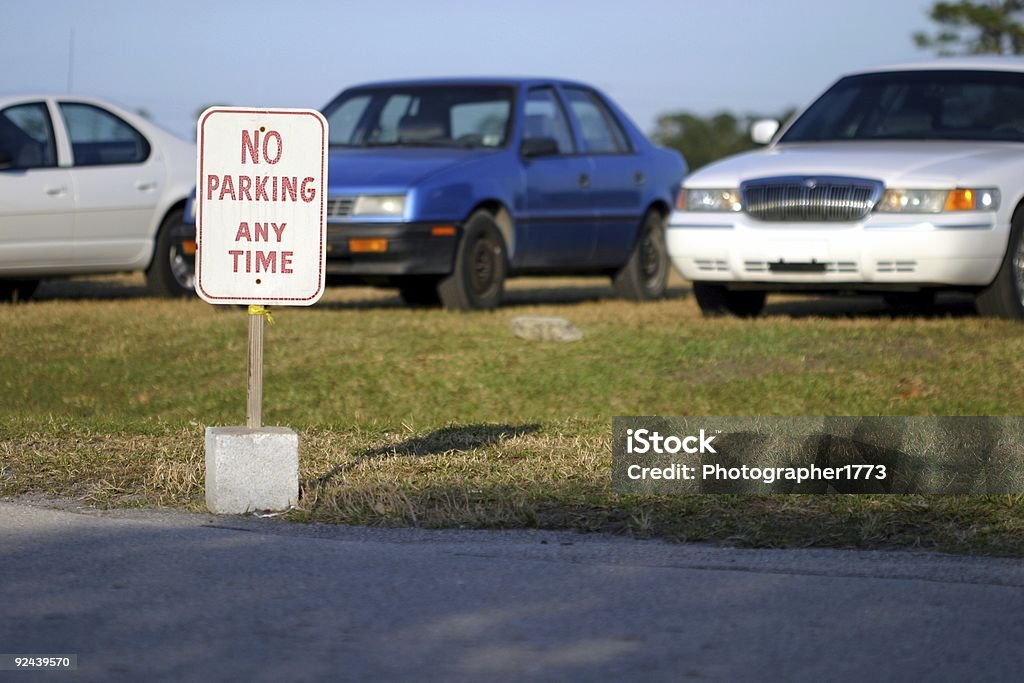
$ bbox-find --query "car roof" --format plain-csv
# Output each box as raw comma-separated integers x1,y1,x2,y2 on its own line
342,76,595,90
844,56,1024,77
0,93,131,109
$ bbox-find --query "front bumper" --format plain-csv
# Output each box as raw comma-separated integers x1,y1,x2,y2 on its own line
325,221,458,276
666,211,1008,289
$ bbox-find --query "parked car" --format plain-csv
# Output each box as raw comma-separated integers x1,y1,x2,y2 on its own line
0,95,196,302
667,57,1024,318
316,77,686,310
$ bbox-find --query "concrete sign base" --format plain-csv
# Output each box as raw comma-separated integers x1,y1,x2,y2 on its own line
205,426,299,514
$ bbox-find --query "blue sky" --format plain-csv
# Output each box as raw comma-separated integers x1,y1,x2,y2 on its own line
2,0,937,140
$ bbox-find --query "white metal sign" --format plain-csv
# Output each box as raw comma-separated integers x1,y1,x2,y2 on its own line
196,107,328,305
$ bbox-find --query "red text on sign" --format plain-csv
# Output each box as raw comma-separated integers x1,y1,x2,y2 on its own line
206,174,316,202
228,250,294,274
234,221,287,242
241,129,283,165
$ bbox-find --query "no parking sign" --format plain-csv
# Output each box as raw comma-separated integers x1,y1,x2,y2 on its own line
196,107,328,305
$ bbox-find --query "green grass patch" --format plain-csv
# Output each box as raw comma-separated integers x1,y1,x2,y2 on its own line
3,275,1024,555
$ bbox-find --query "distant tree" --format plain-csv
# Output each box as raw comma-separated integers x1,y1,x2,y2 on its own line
653,109,796,170
914,1,1024,55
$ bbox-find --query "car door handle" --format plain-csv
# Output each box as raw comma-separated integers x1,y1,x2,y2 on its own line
45,186,67,196
135,181,158,192
579,174,590,188
634,171,646,185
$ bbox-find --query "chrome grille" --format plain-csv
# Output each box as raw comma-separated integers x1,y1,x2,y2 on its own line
327,197,355,218
740,176,884,222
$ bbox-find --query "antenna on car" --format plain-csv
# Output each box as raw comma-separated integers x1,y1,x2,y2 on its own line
66,28,75,92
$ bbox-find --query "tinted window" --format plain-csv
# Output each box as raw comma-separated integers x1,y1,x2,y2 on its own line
564,87,630,153
0,102,57,169
59,102,150,165
523,87,575,154
782,70,1024,143
323,86,514,148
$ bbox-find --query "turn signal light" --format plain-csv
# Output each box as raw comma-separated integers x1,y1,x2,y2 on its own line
431,225,456,236
182,240,197,256
944,189,975,212
349,238,388,253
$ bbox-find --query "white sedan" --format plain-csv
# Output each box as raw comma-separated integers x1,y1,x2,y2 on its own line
668,57,1024,318
0,95,195,301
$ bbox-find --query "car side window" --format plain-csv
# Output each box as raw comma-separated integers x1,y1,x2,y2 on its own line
59,102,150,166
0,102,57,169
563,87,631,154
524,87,575,154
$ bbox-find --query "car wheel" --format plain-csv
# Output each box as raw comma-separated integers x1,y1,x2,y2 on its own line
613,210,669,301
146,207,195,298
693,282,765,318
438,212,507,311
397,276,442,307
0,279,39,303
976,213,1024,319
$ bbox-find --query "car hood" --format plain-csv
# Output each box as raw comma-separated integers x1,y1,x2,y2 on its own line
687,141,1024,188
327,147,495,191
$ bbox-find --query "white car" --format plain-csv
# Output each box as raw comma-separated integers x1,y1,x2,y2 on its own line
668,57,1024,318
0,95,196,301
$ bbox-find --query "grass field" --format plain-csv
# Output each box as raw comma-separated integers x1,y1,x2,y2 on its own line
3,273,1024,555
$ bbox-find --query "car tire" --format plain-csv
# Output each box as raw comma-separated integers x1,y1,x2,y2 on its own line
693,282,766,318
438,211,507,311
613,210,669,301
976,213,1024,319
397,276,442,307
146,207,195,298
0,279,40,303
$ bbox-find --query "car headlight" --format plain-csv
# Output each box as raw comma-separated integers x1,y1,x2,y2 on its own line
353,195,406,217
677,188,742,212
875,188,1000,214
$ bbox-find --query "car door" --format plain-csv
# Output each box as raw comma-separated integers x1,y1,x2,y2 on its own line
561,86,645,268
517,86,595,269
0,100,75,271
58,101,165,268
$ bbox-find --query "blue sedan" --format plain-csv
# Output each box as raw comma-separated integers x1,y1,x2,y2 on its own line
320,78,686,310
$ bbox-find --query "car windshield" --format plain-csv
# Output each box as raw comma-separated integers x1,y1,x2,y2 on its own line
323,85,514,149
781,69,1024,143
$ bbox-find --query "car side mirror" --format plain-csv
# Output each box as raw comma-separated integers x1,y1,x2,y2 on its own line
0,147,13,171
521,136,560,158
750,119,780,145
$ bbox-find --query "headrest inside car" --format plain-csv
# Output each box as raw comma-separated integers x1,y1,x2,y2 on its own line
398,114,446,141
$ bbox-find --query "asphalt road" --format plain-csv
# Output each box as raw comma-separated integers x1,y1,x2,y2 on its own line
2,499,1023,682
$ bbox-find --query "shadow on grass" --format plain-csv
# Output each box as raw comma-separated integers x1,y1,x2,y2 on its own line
764,293,978,319
308,283,692,311
34,276,151,301
302,423,542,496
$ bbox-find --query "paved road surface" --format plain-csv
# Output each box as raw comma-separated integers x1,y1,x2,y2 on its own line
2,499,1023,682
